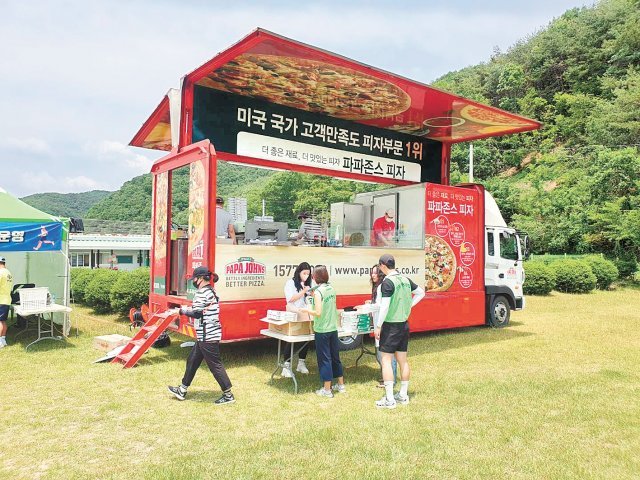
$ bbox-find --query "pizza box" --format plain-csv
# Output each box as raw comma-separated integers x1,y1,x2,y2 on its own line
267,310,298,322
92,334,131,352
261,317,313,336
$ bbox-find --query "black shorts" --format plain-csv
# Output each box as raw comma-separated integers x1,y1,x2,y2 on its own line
379,321,409,353
0,305,9,322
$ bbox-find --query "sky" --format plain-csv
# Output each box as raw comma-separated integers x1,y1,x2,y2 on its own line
0,0,596,198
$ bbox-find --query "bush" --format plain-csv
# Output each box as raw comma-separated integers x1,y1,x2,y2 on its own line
110,268,150,315
551,259,596,293
85,269,123,313
583,255,619,289
70,268,97,303
612,255,638,279
523,262,556,295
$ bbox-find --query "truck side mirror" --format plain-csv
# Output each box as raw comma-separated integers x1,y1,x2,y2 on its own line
523,235,531,260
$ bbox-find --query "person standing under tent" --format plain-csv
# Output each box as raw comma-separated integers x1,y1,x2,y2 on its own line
168,266,235,405
0,257,13,348
215,197,237,245
281,262,313,378
300,265,345,398
374,254,425,409
366,264,397,388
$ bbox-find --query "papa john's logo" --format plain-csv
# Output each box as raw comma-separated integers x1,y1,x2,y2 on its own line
224,256,266,288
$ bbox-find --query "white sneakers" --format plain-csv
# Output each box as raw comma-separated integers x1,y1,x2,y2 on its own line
0,337,6,348
296,359,309,374
375,397,397,409
315,388,334,398
376,394,409,408
282,359,309,377
281,361,293,378
331,383,346,393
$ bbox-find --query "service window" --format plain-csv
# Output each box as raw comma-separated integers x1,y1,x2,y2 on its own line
499,231,519,261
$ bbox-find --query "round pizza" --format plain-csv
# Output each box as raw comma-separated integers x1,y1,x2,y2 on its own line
425,234,456,292
198,54,411,120
460,104,527,126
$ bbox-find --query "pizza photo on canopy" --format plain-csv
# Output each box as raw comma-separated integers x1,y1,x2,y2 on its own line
424,234,457,292
198,54,412,120
459,105,528,126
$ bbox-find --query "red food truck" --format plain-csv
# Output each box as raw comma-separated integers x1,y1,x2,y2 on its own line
122,29,540,365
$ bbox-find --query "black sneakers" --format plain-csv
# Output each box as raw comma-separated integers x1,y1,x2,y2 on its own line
214,393,236,405
168,385,186,401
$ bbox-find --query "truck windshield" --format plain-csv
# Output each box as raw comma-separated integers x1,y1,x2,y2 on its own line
500,231,519,261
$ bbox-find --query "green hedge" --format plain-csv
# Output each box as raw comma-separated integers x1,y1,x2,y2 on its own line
583,256,619,289
85,270,124,313
551,259,597,293
70,268,98,303
523,262,556,295
110,268,151,314
612,253,638,279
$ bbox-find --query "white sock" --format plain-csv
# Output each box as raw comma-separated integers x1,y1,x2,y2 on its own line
179,384,188,393
384,381,394,402
0,336,5,345
400,380,409,397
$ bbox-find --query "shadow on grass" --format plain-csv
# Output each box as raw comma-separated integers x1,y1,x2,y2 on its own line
125,324,534,393
7,320,77,351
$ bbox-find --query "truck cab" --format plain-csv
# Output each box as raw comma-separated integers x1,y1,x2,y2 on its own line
483,191,529,327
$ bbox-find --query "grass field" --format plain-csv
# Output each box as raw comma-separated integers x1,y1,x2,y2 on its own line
1,290,639,479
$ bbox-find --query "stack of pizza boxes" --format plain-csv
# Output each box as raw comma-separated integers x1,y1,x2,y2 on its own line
262,309,314,336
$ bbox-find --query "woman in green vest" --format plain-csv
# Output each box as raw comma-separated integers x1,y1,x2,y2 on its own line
300,265,345,398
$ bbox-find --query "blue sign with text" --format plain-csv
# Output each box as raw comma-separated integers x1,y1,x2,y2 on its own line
0,222,62,252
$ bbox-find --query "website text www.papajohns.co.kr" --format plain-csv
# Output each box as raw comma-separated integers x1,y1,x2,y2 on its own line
272,264,419,278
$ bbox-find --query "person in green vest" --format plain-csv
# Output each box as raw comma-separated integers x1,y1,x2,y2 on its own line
0,257,13,348
374,254,425,409
300,265,345,398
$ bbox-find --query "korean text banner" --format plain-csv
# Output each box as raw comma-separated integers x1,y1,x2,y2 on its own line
0,222,63,252
192,87,442,183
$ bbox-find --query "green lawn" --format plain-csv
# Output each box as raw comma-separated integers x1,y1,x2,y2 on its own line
1,290,639,479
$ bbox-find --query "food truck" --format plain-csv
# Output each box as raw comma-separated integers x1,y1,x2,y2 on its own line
128,29,540,353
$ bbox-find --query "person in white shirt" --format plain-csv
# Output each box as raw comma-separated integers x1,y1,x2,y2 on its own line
281,262,313,377
366,264,397,388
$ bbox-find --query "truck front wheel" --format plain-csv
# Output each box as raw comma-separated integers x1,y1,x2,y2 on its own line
488,295,511,328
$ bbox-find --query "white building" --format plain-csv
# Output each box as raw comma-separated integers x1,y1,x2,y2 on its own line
69,220,151,271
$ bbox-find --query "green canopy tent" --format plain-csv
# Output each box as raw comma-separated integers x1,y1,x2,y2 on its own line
0,187,71,334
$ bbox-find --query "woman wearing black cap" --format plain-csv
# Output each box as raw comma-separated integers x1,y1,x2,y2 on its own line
168,266,235,405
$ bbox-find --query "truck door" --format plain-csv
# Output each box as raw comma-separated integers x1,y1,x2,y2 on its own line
496,229,523,300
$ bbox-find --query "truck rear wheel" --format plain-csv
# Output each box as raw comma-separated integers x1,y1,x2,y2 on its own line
488,295,510,328
338,333,363,351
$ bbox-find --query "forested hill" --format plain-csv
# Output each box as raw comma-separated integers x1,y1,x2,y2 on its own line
86,0,638,271
433,0,639,273
85,160,277,224
20,190,111,218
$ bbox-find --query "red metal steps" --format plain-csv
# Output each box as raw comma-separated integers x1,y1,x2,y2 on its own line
112,310,177,368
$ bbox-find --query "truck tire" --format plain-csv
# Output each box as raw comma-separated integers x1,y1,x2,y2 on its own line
488,295,510,328
338,333,363,351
